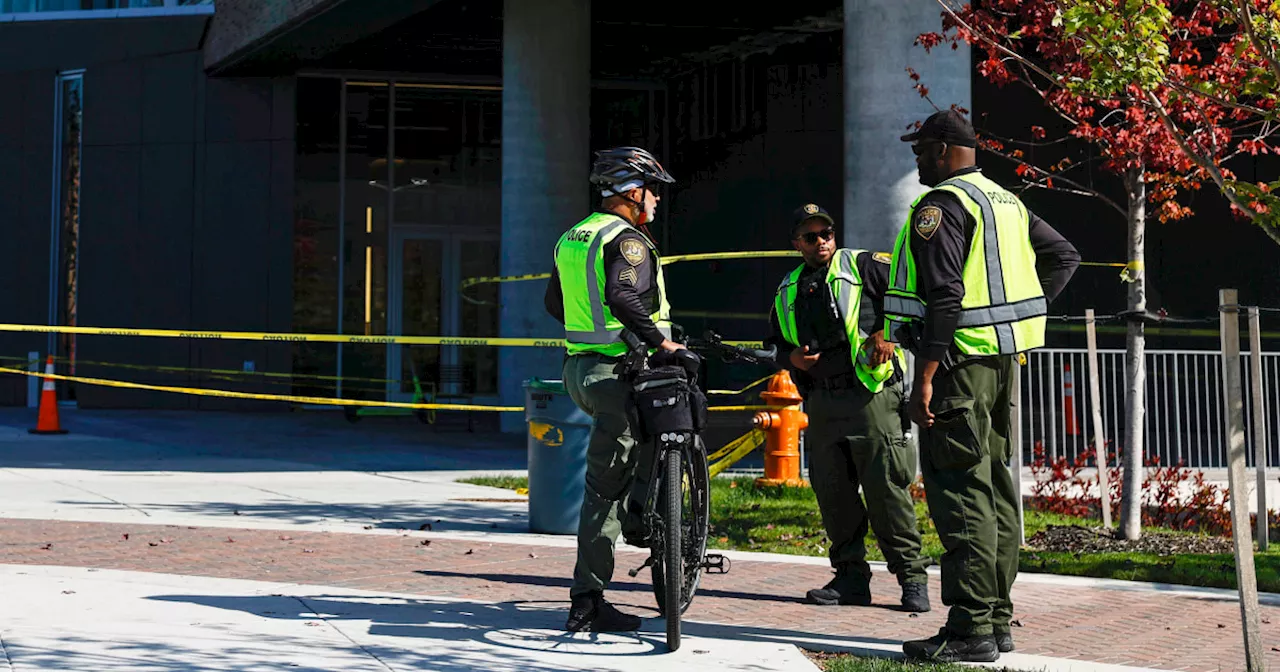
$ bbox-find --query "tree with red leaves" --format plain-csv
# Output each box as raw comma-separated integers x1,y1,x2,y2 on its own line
911,0,1280,541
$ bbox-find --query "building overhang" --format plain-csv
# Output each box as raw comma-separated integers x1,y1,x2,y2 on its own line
204,0,444,77
0,6,213,73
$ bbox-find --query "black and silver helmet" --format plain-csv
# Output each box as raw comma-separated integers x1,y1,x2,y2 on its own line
589,146,675,197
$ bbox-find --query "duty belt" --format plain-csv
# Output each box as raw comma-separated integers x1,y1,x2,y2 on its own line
812,370,861,391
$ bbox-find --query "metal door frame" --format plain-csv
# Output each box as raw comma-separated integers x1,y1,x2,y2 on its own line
386,224,499,402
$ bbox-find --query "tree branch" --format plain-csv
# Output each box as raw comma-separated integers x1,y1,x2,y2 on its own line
931,0,1063,85
982,144,1128,218
1144,87,1280,246
1235,0,1280,87
1163,78,1274,117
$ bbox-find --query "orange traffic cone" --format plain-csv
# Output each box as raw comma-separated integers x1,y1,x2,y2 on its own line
29,356,68,435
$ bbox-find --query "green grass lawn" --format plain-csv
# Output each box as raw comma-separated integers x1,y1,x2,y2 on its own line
457,474,1280,592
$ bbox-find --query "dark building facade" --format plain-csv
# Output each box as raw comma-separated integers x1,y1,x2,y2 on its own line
0,0,1276,431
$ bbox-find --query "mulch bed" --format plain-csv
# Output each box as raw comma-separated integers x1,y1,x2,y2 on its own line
1027,524,1237,555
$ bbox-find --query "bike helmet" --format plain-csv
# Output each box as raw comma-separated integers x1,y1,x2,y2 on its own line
589,146,675,197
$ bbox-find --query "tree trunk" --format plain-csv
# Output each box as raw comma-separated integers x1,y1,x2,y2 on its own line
1120,165,1147,540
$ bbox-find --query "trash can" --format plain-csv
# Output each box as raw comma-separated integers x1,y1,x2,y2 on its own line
524,379,592,535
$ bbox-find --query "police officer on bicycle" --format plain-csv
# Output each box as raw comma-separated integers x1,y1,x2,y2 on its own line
765,203,932,613
544,146,684,632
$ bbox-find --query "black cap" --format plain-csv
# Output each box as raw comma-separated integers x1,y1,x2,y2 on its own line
791,203,835,233
900,109,977,148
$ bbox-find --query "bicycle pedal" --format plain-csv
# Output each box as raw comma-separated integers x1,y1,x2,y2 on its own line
701,553,730,574
627,555,655,578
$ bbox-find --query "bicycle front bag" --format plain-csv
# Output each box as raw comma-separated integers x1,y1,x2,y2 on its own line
631,365,708,439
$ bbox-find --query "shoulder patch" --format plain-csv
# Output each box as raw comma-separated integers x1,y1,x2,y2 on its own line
872,251,892,265
619,238,647,266
913,205,943,240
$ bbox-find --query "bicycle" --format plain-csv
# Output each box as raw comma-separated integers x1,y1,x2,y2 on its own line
619,328,779,652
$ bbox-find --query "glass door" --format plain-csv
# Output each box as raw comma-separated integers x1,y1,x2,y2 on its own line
388,229,446,402
387,228,499,403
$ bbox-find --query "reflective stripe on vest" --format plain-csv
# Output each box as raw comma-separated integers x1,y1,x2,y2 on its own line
554,212,671,356
884,171,1047,356
773,249,904,393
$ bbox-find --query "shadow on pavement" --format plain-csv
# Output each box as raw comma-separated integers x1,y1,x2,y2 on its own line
416,568,809,605
48,498,535,533
0,408,526,474
145,592,896,670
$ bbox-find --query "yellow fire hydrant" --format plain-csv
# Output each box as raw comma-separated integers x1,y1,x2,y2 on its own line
752,369,809,488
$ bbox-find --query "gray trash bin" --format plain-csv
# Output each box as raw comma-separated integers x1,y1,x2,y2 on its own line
524,379,592,535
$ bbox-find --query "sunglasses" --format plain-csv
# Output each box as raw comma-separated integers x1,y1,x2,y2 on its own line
796,228,835,245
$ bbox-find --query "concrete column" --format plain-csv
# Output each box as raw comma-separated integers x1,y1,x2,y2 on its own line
498,0,590,432
844,0,971,252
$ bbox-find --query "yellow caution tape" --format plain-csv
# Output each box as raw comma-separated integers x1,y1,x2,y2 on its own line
0,364,783,415
707,373,774,396
661,250,800,264
709,429,766,477
457,250,806,292
672,310,770,321
38,355,402,386
707,404,794,412
0,323,564,348
460,250,1127,292
0,322,764,351
0,366,524,412
706,428,760,461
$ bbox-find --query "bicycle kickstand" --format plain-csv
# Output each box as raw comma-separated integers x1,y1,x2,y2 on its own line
627,555,655,578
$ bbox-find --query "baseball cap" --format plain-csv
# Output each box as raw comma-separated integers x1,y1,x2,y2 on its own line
900,109,977,148
791,203,835,233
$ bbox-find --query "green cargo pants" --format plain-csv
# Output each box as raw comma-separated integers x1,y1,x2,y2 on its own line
919,353,1018,637
806,377,930,587
563,352,655,599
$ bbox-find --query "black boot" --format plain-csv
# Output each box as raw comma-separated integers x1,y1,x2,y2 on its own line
900,582,931,613
903,627,1000,663
805,565,871,606
565,591,642,633
995,631,1014,652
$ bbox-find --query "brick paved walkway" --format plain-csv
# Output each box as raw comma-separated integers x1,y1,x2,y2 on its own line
0,517,1273,671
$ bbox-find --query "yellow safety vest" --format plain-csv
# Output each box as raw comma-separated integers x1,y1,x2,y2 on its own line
553,212,672,357
773,248,906,393
883,171,1047,356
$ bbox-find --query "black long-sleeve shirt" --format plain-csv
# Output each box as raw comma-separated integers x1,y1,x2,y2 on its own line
765,249,891,386
909,166,1081,361
544,224,667,348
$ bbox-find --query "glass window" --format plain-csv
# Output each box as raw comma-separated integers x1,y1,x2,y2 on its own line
293,77,505,404
52,70,83,401
0,0,210,14
292,77,341,398
458,240,498,394
341,81,391,394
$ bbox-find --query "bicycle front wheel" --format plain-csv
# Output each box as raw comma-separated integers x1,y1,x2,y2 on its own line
652,438,711,615
663,450,683,650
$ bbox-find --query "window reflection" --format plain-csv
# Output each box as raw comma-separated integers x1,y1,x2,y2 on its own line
342,81,390,394
292,77,341,398
54,71,82,401
292,77,503,403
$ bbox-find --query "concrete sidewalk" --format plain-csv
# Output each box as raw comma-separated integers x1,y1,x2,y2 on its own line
0,407,1263,671
0,564,815,671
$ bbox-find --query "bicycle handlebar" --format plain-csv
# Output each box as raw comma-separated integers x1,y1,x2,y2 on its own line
684,336,779,369
619,328,781,375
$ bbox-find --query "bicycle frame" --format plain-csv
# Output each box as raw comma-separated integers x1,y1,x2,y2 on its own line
620,328,776,651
